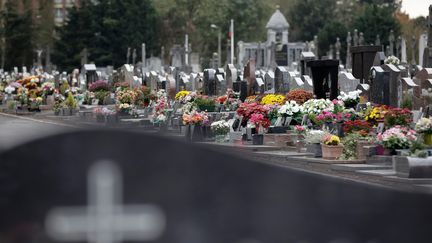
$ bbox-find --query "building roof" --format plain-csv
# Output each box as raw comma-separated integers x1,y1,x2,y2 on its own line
266,6,289,30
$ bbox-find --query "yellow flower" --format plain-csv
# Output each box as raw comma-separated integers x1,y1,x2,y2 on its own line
261,94,285,105
175,90,189,100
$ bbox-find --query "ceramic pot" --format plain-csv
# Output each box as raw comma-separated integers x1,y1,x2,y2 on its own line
306,143,322,157
321,144,344,160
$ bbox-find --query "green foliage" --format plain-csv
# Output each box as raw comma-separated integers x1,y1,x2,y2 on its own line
94,91,110,105
63,92,77,109
60,81,70,96
317,21,348,61
53,0,160,71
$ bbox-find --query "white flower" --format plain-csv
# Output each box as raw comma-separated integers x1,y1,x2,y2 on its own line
5,86,15,94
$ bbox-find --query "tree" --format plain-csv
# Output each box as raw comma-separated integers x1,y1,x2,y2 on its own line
317,21,347,61
3,1,35,71
53,0,160,72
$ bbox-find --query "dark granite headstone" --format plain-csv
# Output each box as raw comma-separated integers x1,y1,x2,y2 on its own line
370,66,390,105
275,44,288,66
243,60,256,96
225,64,237,90
274,66,289,93
351,46,382,83
1,130,432,242
307,60,339,100
373,52,386,66
382,64,402,107
203,69,216,96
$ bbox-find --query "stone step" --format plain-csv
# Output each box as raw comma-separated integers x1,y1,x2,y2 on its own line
383,176,432,185
331,164,391,172
366,155,393,166
357,169,396,177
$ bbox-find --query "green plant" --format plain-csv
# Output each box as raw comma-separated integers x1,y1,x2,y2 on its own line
94,91,110,105
401,93,413,109
60,81,70,95
63,92,77,109
340,133,373,160
194,97,215,107
7,100,16,110
409,141,428,158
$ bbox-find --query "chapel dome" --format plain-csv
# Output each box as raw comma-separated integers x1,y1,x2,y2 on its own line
266,6,289,30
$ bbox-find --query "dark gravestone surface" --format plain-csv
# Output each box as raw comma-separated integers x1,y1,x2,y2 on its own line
203,69,216,96
351,46,382,83
1,130,432,243
307,60,339,100
275,44,288,67
243,60,256,97
370,66,390,105
274,66,289,94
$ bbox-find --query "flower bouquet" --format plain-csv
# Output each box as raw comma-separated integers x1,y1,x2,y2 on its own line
384,55,400,66
384,107,412,127
364,105,389,124
236,102,269,127
182,111,209,142
278,100,303,125
261,94,286,105
337,90,361,108
304,130,327,157
116,89,137,105
377,126,417,152
286,89,314,105
249,113,271,145
415,118,432,146
343,120,372,136
211,120,230,142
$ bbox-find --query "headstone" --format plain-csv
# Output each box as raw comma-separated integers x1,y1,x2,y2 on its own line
215,71,226,95
244,60,256,96
203,69,216,96
401,77,419,104
423,6,432,68
353,29,359,46
359,33,365,46
255,77,265,94
82,64,98,88
225,64,237,90
335,37,341,62
346,32,352,69
301,75,314,92
419,33,428,67
274,66,289,93
121,64,135,87
275,44,288,67
356,83,370,101
389,30,395,56
351,46,382,83
339,72,360,93
307,60,339,100
300,52,316,76
373,52,386,66
370,66,390,105
414,68,432,109
412,35,417,65
265,71,275,92
375,34,381,46
382,64,402,107
401,37,408,64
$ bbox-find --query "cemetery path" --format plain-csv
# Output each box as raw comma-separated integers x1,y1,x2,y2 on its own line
0,113,76,152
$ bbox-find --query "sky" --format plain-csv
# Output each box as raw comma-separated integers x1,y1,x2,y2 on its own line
401,0,430,18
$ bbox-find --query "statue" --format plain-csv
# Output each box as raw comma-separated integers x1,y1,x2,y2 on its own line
375,34,381,46
396,36,402,59
132,49,137,65
353,29,359,46
346,32,352,69
359,32,365,45
412,35,417,65
335,37,341,61
313,35,319,57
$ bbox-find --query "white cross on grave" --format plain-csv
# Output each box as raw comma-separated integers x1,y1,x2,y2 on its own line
45,160,166,243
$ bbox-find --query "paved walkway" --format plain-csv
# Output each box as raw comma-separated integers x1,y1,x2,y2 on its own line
0,113,76,151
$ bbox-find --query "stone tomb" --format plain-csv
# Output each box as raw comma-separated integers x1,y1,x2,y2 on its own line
370,66,390,105
274,66,289,93
225,64,237,91
288,71,303,90
339,71,360,93
203,69,217,96
216,68,226,95
414,68,432,109
301,75,314,92
1,131,432,242
81,64,98,88
382,64,401,107
243,60,256,96
307,60,339,100
351,46,382,83
264,70,275,92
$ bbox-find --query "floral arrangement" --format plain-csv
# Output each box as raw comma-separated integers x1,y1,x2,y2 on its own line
29,97,43,106
415,118,432,134
5,85,15,94
116,89,137,104
338,90,361,108
364,105,389,123
343,120,372,136
216,95,228,104
278,100,303,118
89,80,110,92
322,134,341,146
63,92,77,109
384,55,400,65
182,110,209,125
211,120,230,135
245,95,258,103
377,125,417,150
114,81,130,90
236,102,269,126
304,130,327,144
134,86,154,107
384,108,412,127
261,94,285,105
286,89,314,105
249,113,271,133
41,82,55,96
175,90,190,101
117,103,133,113
152,89,169,124
294,125,307,135
302,99,332,115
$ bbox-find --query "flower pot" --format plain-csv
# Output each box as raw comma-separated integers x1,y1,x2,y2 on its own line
321,144,344,160
424,133,432,146
252,134,264,145
46,95,55,106
306,143,322,157
383,148,397,156
54,110,60,116
215,134,226,143
296,138,306,153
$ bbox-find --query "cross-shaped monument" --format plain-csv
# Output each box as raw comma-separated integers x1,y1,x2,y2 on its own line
45,160,166,243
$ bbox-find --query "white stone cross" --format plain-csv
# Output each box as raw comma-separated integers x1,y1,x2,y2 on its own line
45,160,166,243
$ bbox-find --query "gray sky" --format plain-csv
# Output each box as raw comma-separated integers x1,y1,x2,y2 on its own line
401,0,430,18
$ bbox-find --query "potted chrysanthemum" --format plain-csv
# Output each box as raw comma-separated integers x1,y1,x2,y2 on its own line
211,120,230,143
249,113,271,145
321,134,344,160
415,118,432,146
